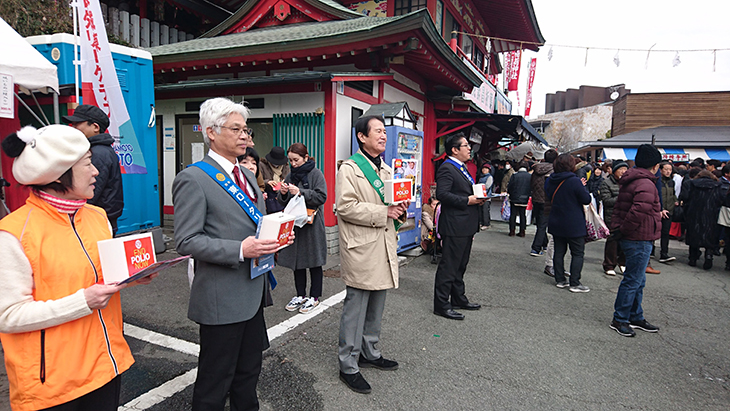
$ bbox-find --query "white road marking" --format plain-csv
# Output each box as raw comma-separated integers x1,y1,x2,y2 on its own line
118,290,347,410
123,323,200,357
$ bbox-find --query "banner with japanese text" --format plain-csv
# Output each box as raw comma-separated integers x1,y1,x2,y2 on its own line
505,50,522,91
77,0,147,173
524,58,537,117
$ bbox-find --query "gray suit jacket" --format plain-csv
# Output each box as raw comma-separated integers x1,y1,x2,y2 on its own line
173,155,266,325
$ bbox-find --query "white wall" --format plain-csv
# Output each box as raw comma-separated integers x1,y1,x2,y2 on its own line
335,94,372,163
382,83,425,114
157,92,325,206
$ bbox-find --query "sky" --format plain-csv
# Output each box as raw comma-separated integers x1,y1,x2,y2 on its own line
515,0,730,118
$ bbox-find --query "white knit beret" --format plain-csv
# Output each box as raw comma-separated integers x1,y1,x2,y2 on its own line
8,125,90,185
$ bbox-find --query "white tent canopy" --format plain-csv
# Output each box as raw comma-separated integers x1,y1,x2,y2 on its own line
505,140,549,161
0,17,58,94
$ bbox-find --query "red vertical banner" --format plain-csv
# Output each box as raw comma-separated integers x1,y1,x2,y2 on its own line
524,58,537,117
505,50,522,91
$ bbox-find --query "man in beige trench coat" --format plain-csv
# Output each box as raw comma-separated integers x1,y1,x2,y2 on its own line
335,115,409,394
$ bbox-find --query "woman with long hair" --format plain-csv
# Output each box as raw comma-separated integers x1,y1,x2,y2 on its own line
278,143,328,313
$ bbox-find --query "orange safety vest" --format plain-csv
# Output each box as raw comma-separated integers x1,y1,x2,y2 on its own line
0,192,133,411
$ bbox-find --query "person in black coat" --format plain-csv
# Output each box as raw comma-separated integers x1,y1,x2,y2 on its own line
433,134,486,320
63,104,124,235
545,154,592,292
680,170,725,269
507,161,532,237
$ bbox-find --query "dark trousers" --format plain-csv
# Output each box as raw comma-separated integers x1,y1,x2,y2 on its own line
509,203,527,233
193,305,266,411
553,236,585,286
294,266,323,299
689,246,713,262
725,227,730,267
479,200,491,227
530,203,548,251
603,232,626,271
40,375,121,411
434,235,473,312
660,217,672,257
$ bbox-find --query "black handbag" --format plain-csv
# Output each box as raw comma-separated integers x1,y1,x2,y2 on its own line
672,204,685,223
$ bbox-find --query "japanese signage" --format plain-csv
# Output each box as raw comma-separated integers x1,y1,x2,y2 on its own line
77,0,147,174
662,153,690,162
504,50,522,92
524,58,537,117
464,81,496,114
0,73,13,119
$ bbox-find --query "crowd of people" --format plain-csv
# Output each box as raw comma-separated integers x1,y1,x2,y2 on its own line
2,96,729,408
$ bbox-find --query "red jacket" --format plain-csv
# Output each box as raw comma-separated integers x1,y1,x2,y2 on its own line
610,167,661,241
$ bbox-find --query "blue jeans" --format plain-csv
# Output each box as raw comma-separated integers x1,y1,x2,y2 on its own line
613,240,652,323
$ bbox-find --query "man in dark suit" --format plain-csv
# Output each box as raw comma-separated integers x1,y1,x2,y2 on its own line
173,98,287,411
433,134,486,320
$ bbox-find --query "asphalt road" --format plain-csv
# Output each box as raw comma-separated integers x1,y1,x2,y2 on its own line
1,221,729,410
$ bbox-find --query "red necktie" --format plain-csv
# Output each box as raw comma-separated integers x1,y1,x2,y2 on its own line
233,166,257,202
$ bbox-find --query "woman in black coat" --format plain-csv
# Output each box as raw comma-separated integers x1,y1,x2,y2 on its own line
545,154,592,292
680,170,725,269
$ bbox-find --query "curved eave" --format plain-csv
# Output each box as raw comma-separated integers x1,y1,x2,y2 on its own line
474,0,545,53
150,10,482,91
201,0,363,38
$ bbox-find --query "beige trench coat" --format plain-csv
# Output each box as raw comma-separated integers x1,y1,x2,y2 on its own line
335,151,399,290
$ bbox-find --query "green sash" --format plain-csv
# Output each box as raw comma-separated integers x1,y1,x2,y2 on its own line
350,152,403,231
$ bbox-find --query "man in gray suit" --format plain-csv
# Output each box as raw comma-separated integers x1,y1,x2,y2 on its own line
173,98,286,411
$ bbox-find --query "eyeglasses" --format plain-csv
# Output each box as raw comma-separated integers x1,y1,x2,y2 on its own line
459,144,471,149
219,126,253,136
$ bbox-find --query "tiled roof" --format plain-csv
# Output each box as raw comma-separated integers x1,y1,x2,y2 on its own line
148,15,402,58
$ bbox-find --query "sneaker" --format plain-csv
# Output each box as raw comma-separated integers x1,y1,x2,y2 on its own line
358,356,399,371
285,296,305,312
298,297,320,314
610,320,636,337
604,269,616,276
629,319,660,333
565,271,571,277
569,284,590,293
530,249,543,257
618,266,626,274
544,266,555,277
339,371,371,394
556,281,570,289
658,256,676,263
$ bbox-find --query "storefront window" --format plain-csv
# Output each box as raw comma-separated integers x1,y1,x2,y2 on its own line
393,0,428,16
473,48,484,72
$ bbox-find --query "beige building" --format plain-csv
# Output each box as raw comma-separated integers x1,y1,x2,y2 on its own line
530,104,613,153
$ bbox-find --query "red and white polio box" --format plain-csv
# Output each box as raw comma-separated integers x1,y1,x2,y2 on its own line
384,179,413,204
98,233,157,284
257,212,296,249
473,184,488,198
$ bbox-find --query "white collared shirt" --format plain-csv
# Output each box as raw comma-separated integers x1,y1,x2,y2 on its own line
448,156,464,166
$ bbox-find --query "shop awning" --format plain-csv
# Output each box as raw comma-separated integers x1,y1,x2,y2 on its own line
602,147,730,162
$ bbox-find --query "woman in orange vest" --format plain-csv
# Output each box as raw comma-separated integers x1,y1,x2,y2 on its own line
0,125,153,411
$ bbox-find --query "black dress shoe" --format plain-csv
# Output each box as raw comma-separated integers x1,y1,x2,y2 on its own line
434,309,465,320
358,356,399,371
453,302,481,310
339,371,371,394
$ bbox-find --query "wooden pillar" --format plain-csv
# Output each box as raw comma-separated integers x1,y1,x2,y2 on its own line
323,81,337,227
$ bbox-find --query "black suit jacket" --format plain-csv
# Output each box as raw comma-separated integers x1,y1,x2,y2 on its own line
436,160,479,237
